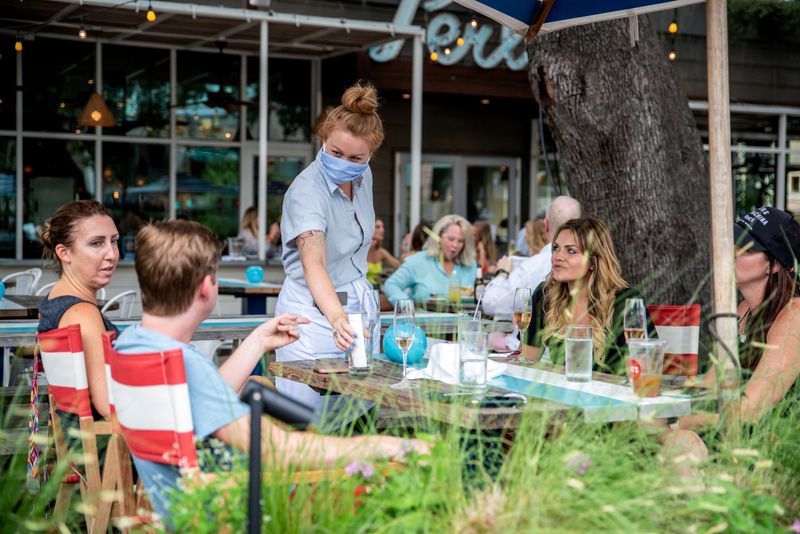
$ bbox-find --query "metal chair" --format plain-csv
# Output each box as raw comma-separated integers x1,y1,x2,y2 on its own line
3,268,43,295
101,290,138,319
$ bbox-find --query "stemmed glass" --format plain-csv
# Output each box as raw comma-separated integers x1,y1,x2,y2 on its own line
361,289,381,363
623,299,647,341
513,287,533,360
391,299,418,390
623,298,647,385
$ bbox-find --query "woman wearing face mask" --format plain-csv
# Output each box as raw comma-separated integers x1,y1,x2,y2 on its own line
522,217,656,375
383,214,477,306
275,82,382,413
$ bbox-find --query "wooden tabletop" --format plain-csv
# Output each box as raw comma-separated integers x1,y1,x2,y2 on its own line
218,281,282,296
270,357,712,428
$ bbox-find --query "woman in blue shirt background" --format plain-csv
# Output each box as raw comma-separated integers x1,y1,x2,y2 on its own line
384,214,477,305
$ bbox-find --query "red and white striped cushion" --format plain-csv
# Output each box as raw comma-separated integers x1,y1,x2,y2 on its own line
104,340,197,470
647,304,701,376
39,325,92,418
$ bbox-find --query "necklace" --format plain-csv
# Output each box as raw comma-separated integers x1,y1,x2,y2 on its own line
738,308,751,344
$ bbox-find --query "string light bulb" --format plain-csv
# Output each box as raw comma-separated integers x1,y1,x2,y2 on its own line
668,20,678,34
470,18,478,29
456,37,464,46
430,51,438,62
146,1,157,22
668,50,677,61
14,33,22,52
78,17,87,40
444,47,451,56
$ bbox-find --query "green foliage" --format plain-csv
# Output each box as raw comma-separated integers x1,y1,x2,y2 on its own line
729,0,800,44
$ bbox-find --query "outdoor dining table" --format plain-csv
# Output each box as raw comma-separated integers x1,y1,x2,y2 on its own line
0,296,118,320
269,356,711,429
218,280,282,315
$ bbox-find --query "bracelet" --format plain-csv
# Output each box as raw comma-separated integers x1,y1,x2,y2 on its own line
496,269,509,278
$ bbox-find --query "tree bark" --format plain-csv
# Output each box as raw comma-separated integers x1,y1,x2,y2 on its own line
526,17,712,307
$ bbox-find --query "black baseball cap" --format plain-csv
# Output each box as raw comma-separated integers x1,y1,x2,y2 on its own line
734,207,800,270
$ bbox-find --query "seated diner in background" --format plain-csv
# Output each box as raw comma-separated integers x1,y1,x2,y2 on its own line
239,206,281,260
367,218,400,286
38,200,120,424
473,220,498,274
383,214,477,305
115,220,429,521
676,207,800,432
399,219,431,262
522,217,656,375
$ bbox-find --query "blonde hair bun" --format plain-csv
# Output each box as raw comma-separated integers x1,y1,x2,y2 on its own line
341,82,378,115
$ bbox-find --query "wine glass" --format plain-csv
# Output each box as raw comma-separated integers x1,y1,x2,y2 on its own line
623,299,647,341
512,287,533,360
391,299,418,390
623,298,647,385
361,288,381,360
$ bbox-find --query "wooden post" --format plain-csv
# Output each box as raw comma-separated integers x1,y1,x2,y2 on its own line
706,0,740,440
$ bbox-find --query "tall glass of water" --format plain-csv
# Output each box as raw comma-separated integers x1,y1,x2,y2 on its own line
391,299,418,390
565,324,593,382
459,330,489,390
360,288,381,370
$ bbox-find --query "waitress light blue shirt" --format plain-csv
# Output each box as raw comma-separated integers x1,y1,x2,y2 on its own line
280,150,375,288
384,251,477,305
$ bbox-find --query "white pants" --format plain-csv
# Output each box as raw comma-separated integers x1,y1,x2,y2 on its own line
275,276,375,429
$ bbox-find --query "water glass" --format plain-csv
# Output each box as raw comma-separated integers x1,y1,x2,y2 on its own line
361,288,381,364
459,330,489,390
458,311,482,341
565,324,593,382
227,237,245,258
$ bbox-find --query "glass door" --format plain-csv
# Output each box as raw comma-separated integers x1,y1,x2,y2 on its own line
465,158,513,251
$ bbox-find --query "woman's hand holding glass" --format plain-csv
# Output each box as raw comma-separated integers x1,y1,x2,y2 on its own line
331,313,357,352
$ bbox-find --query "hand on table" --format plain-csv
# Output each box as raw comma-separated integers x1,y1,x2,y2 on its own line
257,313,310,351
331,314,357,352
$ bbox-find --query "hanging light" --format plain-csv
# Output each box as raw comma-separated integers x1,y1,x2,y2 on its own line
444,47,451,56
146,0,157,22
78,93,117,127
14,33,22,52
456,36,464,47
78,17,88,40
668,20,678,34
430,51,438,62
470,18,478,29
668,50,677,61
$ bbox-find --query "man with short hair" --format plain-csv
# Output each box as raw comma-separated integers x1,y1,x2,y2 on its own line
115,220,428,521
481,196,582,317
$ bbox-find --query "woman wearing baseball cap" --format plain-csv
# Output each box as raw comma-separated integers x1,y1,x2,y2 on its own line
681,206,800,431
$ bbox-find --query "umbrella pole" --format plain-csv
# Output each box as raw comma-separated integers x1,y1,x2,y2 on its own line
706,0,740,442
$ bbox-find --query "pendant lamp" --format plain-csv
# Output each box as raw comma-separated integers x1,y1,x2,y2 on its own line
78,93,116,127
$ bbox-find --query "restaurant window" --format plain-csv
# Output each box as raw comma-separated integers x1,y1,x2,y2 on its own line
23,138,95,258
103,45,170,138
733,151,776,217
0,37,15,131
102,143,169,247
175,50,241,141
246,57,311,142
23,38,96,133
0,138,16,258
175,146,239,240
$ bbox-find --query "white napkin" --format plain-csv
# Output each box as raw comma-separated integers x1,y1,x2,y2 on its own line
406,343,507,385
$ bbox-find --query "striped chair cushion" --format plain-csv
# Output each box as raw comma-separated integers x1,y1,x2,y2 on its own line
39,325,92,417
104,338,197,470
647,304,701,376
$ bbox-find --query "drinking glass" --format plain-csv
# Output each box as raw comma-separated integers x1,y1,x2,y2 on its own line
448,276,461,304
623,298,647,341
458,311,482,342
357,288,381,372
626,339,667,397
565,324,593,382
391,299,418,390
459,330,489,390
513,287,533,337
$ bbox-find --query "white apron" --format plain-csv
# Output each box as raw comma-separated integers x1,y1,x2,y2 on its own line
275,276,376,429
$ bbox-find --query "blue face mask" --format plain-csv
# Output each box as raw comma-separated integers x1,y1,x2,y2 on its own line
320,147,369,185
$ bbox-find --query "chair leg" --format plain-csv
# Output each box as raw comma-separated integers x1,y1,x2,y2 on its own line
53,479,74,522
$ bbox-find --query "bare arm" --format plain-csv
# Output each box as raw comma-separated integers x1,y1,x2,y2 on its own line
296,230,354,352
214,414,429,469
59,302,112,418
219,314,309,394
379,248,401,270
521,344,542,362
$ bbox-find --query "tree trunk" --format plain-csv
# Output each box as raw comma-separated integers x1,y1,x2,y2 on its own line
526,17,712,308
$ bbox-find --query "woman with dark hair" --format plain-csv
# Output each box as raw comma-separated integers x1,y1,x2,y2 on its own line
400,220,431,261
39,200,120,420
523,217,656,375
680,207,800,429
473,220,498,274
366,218,400,286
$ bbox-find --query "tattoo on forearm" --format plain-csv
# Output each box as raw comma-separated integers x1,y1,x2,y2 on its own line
297,230,325,257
